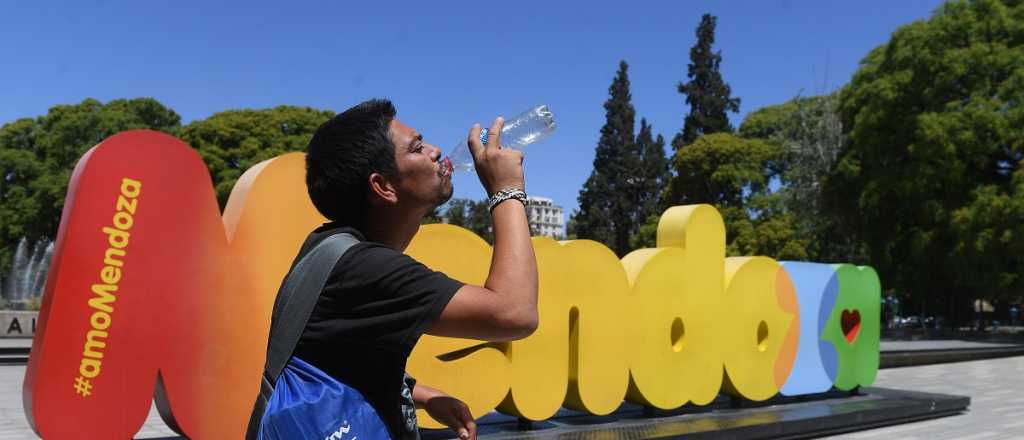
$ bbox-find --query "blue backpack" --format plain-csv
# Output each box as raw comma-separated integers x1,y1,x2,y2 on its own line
245,233,391,440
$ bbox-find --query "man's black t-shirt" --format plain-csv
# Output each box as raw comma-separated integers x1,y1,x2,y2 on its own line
290,223,463,440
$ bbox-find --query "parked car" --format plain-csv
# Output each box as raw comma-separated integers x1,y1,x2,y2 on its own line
897,315,940,329
900,316,922,328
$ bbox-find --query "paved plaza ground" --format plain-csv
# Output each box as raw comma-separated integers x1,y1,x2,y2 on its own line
823,356,1024,439
1,348,1022,439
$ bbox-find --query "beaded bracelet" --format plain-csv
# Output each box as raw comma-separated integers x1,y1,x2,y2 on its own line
487,187,528,212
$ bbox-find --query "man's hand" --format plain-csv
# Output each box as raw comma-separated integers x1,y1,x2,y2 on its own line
424,395,477,440
413,383,477,440
468,117,525,196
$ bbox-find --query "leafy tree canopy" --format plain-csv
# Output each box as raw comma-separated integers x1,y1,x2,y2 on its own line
726,193,811,260
742,92,857,262
826,0,1024,313
738,99,800,141
180,106,333,207
666,132,780,209
441,198,492,242
664,132,809,258
0,98,181,269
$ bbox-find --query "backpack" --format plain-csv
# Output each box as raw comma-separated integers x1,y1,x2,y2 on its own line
245,232,391,440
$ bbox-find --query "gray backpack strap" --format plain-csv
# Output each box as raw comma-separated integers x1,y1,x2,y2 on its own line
264,232,360,379
246,232,360,440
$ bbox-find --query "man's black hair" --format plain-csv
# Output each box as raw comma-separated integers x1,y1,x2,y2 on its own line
306,98,398,225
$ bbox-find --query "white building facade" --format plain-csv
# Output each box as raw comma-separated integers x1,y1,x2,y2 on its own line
526,196,565,239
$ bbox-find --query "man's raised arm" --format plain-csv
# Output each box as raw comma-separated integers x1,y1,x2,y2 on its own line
427,116,539,341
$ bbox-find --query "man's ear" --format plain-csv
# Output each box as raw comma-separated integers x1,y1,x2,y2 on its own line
368,172,398,205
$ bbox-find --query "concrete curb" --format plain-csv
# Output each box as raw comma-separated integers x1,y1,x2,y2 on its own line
880,345,1024,369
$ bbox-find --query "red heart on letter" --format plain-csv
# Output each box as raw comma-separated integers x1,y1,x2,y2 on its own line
841,309,861,344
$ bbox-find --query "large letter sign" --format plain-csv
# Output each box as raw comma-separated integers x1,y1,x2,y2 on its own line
778,262,838,395
621,205,726,409
25,131,881,438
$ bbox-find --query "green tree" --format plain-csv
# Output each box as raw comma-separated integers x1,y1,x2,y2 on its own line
738,100,799,140
0,147,42,275
727,193,811,260
951,178,1024,297
575,61,637,256
740,92,856,261
0,98,181,271
825,0,1024,323
442,199,471,228
576,61,667,256
774,95,842,202
441,198,493,243
673,13,741,151
180,106,333,208
625,120,670,250
466,201,493,243
774,92,856,262
420,205,443,225
630,214,660,250
664,132,807,259
667,133,778,209
0,122,44,250
565,211,579,240
635,119,670,222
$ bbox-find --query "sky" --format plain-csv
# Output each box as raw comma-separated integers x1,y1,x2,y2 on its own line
1,0,947,216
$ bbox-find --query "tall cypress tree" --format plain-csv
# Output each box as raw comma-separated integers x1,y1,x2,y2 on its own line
576,61,636,256
673,13,740,150
634,118,669,225
627,119,671,250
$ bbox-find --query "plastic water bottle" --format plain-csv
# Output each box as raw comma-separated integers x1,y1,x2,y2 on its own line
445,105,556,173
